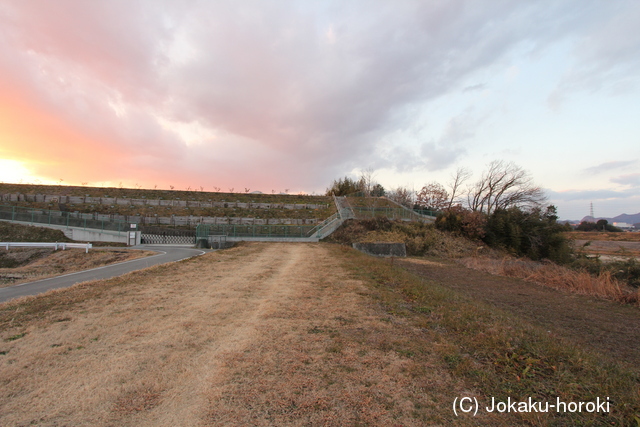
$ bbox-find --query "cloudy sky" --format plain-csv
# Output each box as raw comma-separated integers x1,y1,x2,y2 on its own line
0,1,638,220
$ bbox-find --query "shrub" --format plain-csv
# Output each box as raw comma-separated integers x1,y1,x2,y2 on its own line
482,205,573,264
435,206,486,240
609,258,640,288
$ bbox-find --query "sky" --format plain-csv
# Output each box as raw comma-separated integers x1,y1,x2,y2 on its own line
0,1,639,220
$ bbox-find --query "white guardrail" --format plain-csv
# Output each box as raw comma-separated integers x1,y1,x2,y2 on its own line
1,242,92,253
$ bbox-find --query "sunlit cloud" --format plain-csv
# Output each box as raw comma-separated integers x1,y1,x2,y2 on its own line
0,0,638,218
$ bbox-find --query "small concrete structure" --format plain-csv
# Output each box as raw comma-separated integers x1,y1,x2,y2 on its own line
352,242,407,257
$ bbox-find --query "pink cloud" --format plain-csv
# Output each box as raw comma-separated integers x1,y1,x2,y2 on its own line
1,1,638,194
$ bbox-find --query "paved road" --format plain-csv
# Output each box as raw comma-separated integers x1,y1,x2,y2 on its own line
0,245,206,304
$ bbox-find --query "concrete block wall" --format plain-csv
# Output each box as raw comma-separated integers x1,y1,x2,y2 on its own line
0,194,326,228
0,193,329,210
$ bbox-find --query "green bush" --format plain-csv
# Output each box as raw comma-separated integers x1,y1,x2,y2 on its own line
482,205,573,264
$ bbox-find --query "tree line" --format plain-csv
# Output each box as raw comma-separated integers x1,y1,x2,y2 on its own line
327,160,573,263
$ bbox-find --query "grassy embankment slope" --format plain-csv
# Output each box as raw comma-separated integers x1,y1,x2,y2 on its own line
0,183,335,221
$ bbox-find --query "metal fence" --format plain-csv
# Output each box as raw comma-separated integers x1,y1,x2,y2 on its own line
351,206,433,221
196,223,317,239
140,234,195,245
0,205,129,232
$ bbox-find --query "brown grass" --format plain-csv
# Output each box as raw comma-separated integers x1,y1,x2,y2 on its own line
0,243,496,426
566,231,640,242
572,239,640,258
2,243,638,425
458,256,640,305
342,248,640,425
0,248,155,287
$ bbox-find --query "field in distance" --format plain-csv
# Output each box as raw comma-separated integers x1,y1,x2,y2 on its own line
567,231,640,242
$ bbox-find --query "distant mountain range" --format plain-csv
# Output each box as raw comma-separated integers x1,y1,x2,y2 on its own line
578,212,640,225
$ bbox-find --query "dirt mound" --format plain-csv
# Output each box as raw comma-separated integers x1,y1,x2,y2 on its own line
0,222,71,243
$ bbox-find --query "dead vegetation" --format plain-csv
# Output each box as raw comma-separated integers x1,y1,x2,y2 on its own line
0,248,154,287
567,231,640,242
1,243,499,426
325,218,479,258
0,221,72,243
458,256,640,305
345,248,640,426
1,243,638,425
572,239,640,258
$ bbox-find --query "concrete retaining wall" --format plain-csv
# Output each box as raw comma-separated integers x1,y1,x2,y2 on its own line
0,219,139,245
0,193,329,210
0,207,321,227
352,242,407,257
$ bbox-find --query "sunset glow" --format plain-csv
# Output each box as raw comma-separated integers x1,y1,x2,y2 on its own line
0,160,37,184
1,1,639,219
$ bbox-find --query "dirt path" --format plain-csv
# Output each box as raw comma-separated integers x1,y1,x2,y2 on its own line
397,258,640,371
0,243,490,426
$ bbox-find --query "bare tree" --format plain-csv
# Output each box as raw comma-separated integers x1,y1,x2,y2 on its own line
387,186,415,208
359,167,376,196
467,160,545,215
416,182,449,211
244,187,250,193
447,166,472,209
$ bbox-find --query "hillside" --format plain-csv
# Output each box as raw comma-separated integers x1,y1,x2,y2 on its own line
0,183,335,226
0,222,72,243
580,212,640,225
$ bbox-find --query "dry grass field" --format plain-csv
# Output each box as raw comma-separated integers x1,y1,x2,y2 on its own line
1,243,638,425
567,231,640,242
565,231,640,259
0,248,155,287
1,243,496,426
573,239,640,257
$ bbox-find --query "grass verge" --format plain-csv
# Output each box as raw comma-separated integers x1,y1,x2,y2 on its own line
335,245,640,426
